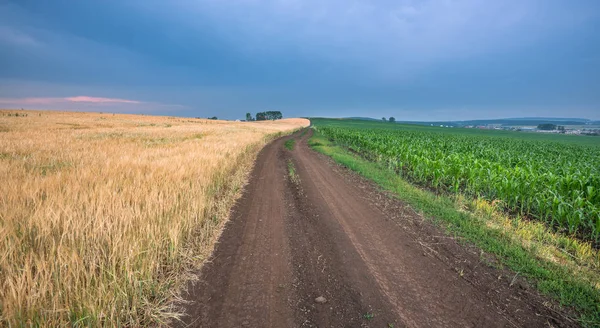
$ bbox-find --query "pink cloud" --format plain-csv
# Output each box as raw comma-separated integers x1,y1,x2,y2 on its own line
0,96,142,105
0,96,185,114
65,96,141,104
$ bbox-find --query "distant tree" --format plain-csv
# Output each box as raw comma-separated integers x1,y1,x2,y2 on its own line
256,111,283,121
537,123,556,130
246,112,254,121
208,116,218,120
389,117,396,123
267,111,282,120
382,117,387,122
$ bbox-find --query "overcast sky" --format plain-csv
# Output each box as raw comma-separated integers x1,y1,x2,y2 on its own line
0,0,599,120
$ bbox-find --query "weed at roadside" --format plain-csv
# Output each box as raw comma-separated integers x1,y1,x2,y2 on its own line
285,138,296,150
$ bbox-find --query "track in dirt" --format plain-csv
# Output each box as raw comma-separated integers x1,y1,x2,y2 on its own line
176,129,575,328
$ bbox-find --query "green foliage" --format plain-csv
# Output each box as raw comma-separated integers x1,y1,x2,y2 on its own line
246,112,254,121
287,159,300,184
312,119,600,244
284,139,295,151
389,117,395,122
310,118,600,146
538,123,557,130
256,111,283,121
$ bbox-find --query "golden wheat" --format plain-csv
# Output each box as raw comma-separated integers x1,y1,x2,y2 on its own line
0,109,308,326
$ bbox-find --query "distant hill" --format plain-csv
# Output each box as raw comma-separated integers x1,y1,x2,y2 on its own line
344,117,599,127
345,117,382,121
501,117,590,122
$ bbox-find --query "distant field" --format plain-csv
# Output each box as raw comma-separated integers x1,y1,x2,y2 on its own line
0,109,308,326
314,118,600,146
312,118,600,243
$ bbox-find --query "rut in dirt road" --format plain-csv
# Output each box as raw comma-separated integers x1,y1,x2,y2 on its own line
176,129,576,328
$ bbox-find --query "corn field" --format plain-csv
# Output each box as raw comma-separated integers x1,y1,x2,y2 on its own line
316,125,600,243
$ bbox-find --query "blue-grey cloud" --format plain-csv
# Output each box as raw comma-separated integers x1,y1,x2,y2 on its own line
0,0,599,120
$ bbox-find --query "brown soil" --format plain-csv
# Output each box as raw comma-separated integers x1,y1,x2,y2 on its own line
175,129,577,328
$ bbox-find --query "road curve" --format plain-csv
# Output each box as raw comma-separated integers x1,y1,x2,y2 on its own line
176,129,574,328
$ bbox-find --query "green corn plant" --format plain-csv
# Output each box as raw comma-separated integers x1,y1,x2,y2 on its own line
318,125,600,243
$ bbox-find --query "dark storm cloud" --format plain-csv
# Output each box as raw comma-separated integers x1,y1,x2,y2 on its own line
0,0,599,119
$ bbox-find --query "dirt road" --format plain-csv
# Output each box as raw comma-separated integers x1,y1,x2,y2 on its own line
177,130,575,327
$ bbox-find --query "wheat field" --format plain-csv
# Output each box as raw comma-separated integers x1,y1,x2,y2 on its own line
0,109,308,326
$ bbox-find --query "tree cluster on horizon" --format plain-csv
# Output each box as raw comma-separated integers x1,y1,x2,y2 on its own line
246,111,283,121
